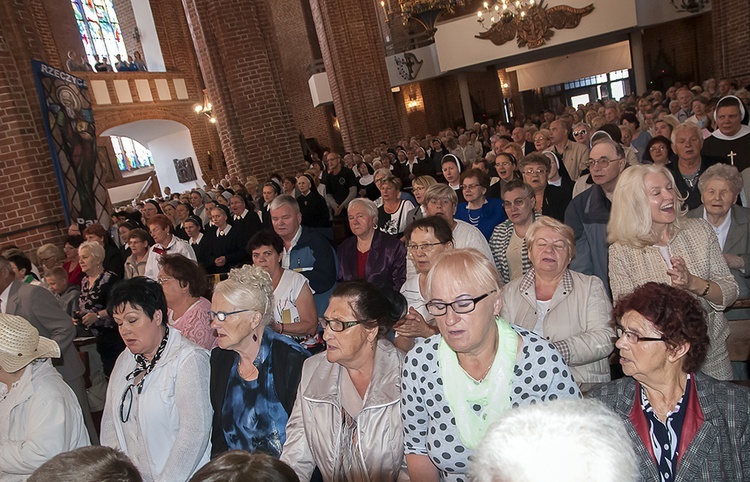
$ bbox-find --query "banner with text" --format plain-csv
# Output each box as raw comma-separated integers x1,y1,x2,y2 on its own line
32,60,110,230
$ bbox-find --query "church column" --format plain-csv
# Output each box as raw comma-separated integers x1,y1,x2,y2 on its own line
181,0,303,179
457,72,475,129
629,30,647,95
308,0,402,151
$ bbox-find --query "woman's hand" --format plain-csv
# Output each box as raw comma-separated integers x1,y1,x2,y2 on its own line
215,256,226,267
724,253,745,270
667,256,694,289
394,308,437,339
81,312,99,327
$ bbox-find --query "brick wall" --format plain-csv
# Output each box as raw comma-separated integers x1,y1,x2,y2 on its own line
0,0,73,253
641,12,714,87
268,0,336,155
113,0,143,60
309,0,402,152
182,0,303,180
712,0,750,86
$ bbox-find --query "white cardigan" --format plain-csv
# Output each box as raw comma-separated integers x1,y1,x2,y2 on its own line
101,328,211,482
0,360,89,481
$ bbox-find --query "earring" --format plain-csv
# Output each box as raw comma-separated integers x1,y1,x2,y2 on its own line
252,333,258,342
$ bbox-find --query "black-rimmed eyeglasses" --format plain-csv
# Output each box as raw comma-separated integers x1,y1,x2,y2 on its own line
615,326,665,344
120,383,134,423
208,309,250,322
318,317,362,332
426,290,497,316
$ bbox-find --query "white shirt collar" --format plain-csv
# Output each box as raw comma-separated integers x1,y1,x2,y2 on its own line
703,208,732,250
217,224,232,236
233,209,249,220
190,233,204,245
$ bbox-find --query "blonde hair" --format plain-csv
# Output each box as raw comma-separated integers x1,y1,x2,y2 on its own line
78,241,105,262
213,265,274,327
36,244,64,265
426,249,503,301
607,164,684,248
526,216,576,260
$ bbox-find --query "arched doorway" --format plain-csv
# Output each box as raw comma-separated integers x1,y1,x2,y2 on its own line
101,119,204,199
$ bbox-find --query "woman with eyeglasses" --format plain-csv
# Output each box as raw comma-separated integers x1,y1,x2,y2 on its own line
402,249,581,481
608,164,738,380
281,281,408,481
396,216,453,352
572,122,591,147
209,265,309,458
501,216,614,385
533,128,552,152
101,277,211,482
589,282,750,481
157,254,216,350
455,168,506,240
520,152,570,222
642,135,676,166
247,230,323,353
489,179,540,284
405,175,438,226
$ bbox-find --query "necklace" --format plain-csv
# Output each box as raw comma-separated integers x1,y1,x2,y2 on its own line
460,361,494,384
467,205,484,225
682,171,700,189
238,360,259,380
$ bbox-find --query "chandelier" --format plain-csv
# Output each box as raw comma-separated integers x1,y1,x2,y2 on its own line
194,89,216,124
477,0,535,28
380,0,466,31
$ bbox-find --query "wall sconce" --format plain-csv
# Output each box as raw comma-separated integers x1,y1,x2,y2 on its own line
406,93,420,112
133,27,141,43
194,89,217,123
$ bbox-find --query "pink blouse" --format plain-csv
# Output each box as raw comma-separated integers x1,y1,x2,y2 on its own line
168,297,217,350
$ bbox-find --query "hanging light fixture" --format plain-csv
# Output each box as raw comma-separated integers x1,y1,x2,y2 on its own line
477,0,535,28
380,0,466,32
194,89,216,123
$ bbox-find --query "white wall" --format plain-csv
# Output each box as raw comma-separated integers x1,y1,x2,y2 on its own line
146,129,203,193
131,0,166,72
433,0,638,72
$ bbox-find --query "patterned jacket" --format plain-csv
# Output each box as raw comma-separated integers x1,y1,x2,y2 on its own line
588,372,750,481
489,213,539,284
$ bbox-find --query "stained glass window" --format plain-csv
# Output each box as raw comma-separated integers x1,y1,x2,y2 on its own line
111,136,154,172
71,0,128,69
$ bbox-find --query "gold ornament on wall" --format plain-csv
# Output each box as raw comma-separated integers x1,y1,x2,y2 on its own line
476,0,594,49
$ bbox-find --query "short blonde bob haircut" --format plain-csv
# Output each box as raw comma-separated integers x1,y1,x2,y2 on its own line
607,164,684,248
78,241,105,262
213,265,274,327
426,248,503,302
525,216,576,261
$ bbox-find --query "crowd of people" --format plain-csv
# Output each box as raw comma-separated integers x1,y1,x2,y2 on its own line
2,77,750,481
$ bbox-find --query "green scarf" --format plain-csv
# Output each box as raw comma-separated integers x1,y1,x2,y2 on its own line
437,316,518,449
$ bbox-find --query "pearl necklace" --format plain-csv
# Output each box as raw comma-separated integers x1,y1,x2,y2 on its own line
467,205,484,225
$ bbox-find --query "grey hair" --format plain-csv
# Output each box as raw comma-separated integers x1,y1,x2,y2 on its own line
697,163,743,195
78,241,105,261
469,399,639,482
213,265,274,327
269,194,299,214
671,122,702,144
348,197,378,219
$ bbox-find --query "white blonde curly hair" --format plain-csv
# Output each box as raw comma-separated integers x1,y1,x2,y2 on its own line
213,265,274,326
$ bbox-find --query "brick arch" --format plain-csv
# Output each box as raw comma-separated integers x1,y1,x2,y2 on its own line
93,105,225,183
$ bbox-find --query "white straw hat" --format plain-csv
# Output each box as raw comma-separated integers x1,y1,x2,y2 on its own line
0,314,60,373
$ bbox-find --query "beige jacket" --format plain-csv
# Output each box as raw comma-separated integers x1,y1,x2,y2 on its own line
609,218,738,380
501,269,615,384
281,339,409,482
